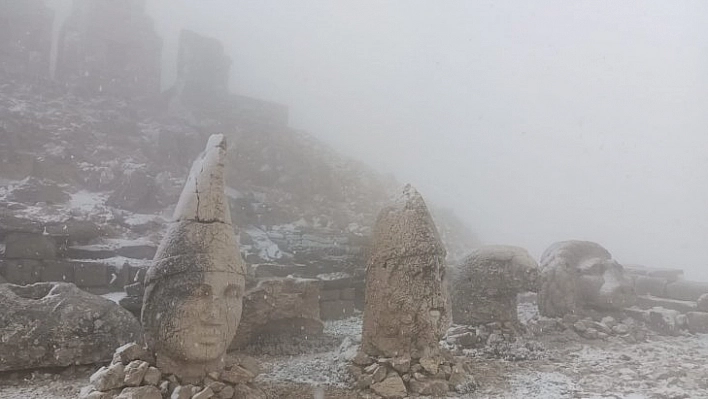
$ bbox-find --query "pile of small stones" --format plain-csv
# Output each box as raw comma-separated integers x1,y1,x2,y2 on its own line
527,314,648,343
79,343,264,399
348,351,477,398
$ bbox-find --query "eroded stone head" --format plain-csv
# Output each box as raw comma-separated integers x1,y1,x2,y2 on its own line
361,184,450,359
141,134,246,382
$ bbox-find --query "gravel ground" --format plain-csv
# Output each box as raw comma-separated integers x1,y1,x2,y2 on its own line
3,308,708,398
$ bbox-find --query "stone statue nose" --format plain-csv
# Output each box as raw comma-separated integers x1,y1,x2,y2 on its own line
200,297,225,325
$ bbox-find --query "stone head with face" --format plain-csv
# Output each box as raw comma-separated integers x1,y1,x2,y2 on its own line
141,135,246,382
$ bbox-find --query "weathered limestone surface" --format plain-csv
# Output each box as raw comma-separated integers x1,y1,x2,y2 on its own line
0,282,141,371
451,245,539,326
361,184,450,359
538,240,636,318
230,276,324,349
142,134,246,383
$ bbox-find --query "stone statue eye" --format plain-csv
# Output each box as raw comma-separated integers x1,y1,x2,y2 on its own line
224,284,239,298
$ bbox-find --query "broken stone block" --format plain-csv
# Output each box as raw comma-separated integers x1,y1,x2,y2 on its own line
1,258,42,285
90,363,126,392
370,374,407,399
40,260,75,283
74,262,110,287
0,282,141,371
4,232,58,259
123,360,149,386
115,385,162,399
665,280,708,302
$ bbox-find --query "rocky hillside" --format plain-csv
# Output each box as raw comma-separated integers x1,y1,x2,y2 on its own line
0,0,478,285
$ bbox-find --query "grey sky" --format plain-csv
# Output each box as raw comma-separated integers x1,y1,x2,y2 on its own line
146,1,708,278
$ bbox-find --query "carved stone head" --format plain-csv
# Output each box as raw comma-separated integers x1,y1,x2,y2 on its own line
141,134,246,382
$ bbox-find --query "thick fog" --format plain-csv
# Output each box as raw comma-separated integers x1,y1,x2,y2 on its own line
136,1,708,279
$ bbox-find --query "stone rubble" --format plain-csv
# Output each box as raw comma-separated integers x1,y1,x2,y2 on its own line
79,343,265,399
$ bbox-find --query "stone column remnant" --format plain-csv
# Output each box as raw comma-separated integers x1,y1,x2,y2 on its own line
141,134,246,383
361,184,450,359
451,245,539,326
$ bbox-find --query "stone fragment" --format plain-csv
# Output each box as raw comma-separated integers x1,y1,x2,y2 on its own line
90,364,126,392
230,384,266,399
419,357,439,375
372,365,388,383
361,185,450,359
352,352,373,366
123,360,149,387
217,385,235,399
113,343,153,365
235,355,261,377
0,283,141,372
390,356,411,373
192,387,214,399
451,245,538,326
142,135,246,383
115,385,162,399
538,240,635,317
219,366,255,384
370,374,407,399
206,380,226,393
170,385,193,399
143,367,161,386
4,232,58,259
409,379,449,396
356,374,373,389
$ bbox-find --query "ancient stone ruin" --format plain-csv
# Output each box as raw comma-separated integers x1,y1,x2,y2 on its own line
142,134,246,382
451,245,539,327
56,0,162,97
537,240,636,318
79,134,266,398
353,185,475,397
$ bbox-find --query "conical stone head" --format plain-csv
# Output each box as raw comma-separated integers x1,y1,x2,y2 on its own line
142,134,246,382
361,184,450,359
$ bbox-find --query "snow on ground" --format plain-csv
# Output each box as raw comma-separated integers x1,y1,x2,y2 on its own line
101,291,127,304
4,305,708,398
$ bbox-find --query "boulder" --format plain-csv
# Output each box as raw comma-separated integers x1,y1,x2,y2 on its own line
0,282,142,371
361,185,450,359
450,245,538,326
538,240,635,318
230,277,323,349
